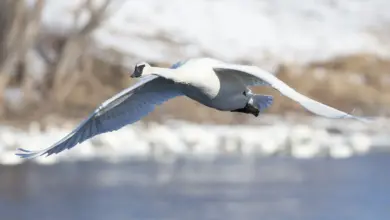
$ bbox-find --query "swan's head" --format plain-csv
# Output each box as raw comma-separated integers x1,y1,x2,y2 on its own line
130,62,151,78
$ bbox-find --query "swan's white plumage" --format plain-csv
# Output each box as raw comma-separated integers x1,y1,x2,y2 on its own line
16,75,182,159
213,62,372,123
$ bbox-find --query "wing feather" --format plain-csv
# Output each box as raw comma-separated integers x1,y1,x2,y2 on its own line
214,64,372,123
16,75,182,159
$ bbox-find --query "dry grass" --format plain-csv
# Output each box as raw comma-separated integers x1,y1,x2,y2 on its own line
4,53,390,127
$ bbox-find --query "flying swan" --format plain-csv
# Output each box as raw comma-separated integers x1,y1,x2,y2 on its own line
16,57,371,159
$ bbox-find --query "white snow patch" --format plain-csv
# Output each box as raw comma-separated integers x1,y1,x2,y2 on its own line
1,115,389,165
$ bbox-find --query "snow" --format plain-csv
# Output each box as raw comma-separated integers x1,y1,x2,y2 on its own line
29,0,390,66
1,115,389,165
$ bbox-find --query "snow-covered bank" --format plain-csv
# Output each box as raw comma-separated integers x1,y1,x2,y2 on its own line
33,0,390,66
1,115,389,165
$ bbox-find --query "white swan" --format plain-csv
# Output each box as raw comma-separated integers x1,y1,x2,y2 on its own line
16,57,370,159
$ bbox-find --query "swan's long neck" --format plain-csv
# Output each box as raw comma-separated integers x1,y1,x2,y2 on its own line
147,67,179,82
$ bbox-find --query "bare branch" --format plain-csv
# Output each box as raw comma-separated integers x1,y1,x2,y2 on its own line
0,0,44,114
50,0,112,104
79,0,111,35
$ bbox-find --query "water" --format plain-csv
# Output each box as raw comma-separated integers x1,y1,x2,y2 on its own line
0,154,389,220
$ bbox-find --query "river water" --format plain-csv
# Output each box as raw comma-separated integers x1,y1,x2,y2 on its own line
0,154,389,220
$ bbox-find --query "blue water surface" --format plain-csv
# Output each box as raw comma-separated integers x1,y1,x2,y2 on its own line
0,154,389,220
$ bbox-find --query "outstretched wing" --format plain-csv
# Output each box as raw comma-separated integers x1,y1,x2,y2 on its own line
213,64,372,122
16,75,183,159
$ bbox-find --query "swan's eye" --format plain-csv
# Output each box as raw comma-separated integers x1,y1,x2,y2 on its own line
243,91,247,96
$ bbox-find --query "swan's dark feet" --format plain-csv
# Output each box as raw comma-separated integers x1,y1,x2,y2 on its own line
231,103,259,117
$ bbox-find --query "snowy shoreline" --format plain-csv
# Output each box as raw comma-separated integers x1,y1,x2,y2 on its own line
1,115,389,166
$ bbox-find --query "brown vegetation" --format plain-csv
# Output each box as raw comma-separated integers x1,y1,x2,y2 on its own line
0,0,121,119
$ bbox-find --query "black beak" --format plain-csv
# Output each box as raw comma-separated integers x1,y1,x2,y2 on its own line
131,64,146,78
130,69,141,78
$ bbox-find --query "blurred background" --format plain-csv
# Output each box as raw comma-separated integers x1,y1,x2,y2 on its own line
0,0,390,219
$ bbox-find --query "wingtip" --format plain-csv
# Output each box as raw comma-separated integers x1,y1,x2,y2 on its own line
341,115,375,124
356,117,375,124
15,148,45,159
16,148,32,153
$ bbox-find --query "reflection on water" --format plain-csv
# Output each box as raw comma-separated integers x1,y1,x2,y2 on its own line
0,154,389,220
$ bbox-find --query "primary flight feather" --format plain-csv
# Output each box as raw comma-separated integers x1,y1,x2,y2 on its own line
16,58,371,159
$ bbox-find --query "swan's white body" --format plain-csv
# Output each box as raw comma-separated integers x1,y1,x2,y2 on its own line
16,57,371,159
164,58,250,111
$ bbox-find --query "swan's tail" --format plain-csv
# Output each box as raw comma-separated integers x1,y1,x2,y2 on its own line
251,94,274,112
